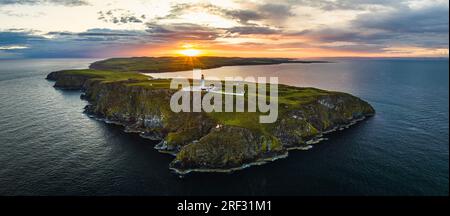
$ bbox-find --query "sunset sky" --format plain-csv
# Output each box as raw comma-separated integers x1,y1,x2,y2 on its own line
0,0,448,59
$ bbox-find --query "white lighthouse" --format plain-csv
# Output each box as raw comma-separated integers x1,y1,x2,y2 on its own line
200,74,206,90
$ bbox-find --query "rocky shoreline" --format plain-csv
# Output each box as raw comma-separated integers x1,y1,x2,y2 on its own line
46,63,375,175
82,105,371,175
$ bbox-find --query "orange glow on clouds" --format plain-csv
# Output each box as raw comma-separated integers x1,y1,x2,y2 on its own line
113,40,449,59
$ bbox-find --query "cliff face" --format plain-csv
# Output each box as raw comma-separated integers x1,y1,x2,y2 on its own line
47,69,375,174
47,70,95,90
170,126,286,173
82,79,217,151
275,94,374,148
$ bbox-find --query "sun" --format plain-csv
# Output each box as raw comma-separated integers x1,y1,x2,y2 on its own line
179,49,201,57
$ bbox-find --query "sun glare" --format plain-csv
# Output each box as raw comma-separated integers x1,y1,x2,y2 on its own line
179,49,201,57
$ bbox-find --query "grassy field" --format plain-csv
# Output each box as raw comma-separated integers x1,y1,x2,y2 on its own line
53,68,336,136
89,56,328,73
50,63,374,171
57,69,150,82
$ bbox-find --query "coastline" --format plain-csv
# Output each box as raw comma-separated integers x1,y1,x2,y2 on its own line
83,101,372,176
169,115,372,175
88,57,332,73
47,58,376,176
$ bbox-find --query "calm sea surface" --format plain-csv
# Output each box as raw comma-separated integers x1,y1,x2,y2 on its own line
0,58,448,195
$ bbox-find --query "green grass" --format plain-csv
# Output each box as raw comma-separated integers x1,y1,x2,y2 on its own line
59,69,150,82
126,79,173,89
277,85,331,106
89,56,323,73
56,68,333,135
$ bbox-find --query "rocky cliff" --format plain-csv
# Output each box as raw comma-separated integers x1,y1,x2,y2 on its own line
47,68,375,175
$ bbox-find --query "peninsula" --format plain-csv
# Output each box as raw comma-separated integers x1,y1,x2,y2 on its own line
47,57,374,175
89,56,330,73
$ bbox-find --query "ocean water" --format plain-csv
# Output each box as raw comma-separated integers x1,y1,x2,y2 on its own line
0,58,448,196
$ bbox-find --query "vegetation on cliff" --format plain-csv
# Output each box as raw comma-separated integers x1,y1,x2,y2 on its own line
89,57,329,73
47,58,374,174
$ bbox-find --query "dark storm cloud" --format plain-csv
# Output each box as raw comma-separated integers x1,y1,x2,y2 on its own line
0,0,89,6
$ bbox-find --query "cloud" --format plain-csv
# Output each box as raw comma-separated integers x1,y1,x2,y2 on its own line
0,29,153,58
98,3,291,38
257,3,294,22
0,0,89,6
98,9,145,24
45,29,151,44
0,45,28,50
0,0,448,58
354,5,449,34
270,0,408,11
145,22,223,42
157,3,261,24
225,26,280,35
0,30,47,46
0,26,224,58
290,3,449,51
153,2,294,25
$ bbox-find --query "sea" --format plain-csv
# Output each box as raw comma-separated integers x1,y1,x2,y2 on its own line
0,58,448,195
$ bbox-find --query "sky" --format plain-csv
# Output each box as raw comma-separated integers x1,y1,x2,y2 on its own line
0,0,448,58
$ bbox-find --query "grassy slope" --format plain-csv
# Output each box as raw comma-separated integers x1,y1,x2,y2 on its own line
56,69,150,82
50,64,375,171
54,69,333,136
89,56,326,73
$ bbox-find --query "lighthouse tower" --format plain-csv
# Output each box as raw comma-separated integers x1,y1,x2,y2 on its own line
200,74,206,90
